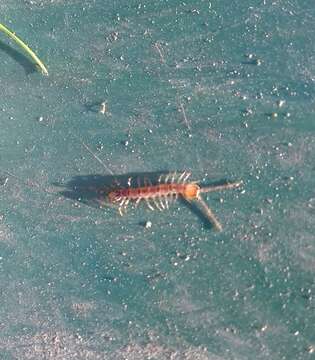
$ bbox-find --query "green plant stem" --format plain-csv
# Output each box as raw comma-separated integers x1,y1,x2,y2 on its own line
0,22,48,75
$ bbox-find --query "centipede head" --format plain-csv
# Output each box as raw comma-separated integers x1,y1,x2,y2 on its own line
183,183,200,200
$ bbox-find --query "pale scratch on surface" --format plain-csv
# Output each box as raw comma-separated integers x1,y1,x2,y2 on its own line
153,42,165,63
178,102,192,131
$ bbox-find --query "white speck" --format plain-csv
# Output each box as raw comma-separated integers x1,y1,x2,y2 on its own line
145,221,152,229
99,102,107,114
276,99,285,108
261,325,268,332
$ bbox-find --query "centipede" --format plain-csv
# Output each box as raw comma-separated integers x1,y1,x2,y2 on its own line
4,139,242,231
108,171,242,231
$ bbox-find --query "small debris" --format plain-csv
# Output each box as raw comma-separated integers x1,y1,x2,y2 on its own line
257,208,264,215
99,102,107,115
253,58,262,66
271,112,278,119
0,177,8,186
178,102,191,131
153,42,165,63
242,121,249,128
261,325,268,332
144,221,152,229
242,108,254,117
276,99,285,108
246,53,254,59
108,31,119,42
245,54,261,65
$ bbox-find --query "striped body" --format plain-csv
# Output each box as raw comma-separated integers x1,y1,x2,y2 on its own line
107,171,242,231
108,172,198,213
110,183,197,201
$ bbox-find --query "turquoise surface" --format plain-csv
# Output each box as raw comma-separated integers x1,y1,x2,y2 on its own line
1,1,315,359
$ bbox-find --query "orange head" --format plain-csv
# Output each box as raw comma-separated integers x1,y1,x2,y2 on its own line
183,183,200,200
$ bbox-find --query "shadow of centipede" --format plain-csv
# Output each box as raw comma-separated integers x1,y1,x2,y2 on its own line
53,171,169,210
54,172,234,230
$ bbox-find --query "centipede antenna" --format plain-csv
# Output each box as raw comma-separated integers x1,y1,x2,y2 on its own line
196,195,223,231
200,181,243,194
80,141,114,175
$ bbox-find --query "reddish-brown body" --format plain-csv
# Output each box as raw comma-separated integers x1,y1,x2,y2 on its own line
109,183,197,201
107,171,242,231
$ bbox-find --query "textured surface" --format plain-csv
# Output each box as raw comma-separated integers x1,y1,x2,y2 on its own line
1,1,315,359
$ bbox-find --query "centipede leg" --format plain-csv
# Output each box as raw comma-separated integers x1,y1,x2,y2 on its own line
158,197,166,210
123,199,130,212
178,171,187,182
135,197,142,207
118,198,127,216
164,195,169,209
182,172,191,183
168,193,175,204
153,198,163,211
171,172,177,183
145,199,155,211
155,199,163,211
113,196,122,203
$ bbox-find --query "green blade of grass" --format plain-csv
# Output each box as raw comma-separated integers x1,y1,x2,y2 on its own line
0,22,48,76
